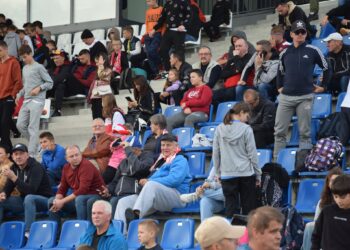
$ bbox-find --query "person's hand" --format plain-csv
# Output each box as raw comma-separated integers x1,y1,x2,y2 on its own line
195,186,205,196
177,25,186,32
120,141,130,148
202,182,211,189
128,101,138,108
98,186,111,198
314,85,324,93
2,168,17,182
278,87,283,93
217,58,228,66
139,179,148,186
180,102,186,109
149,29,156,38
256,179,261,187
233,50,239,56
237,80,246,86
184,107,192,114
321,16,329,26
30,86,41,96
255,53,264,67
0,192,6,202
161,92,170,97
50,198,64,212
341,19,349,26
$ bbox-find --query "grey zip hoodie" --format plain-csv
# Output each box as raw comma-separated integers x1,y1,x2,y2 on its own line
4,31,21,58
213,121,261,181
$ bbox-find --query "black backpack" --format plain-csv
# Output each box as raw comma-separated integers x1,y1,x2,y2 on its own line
258,173,283,207
280,205,305,250
318,112,350,145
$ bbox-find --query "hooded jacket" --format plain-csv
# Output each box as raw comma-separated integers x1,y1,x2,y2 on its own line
4,31,21,58
228,31,256,60
213,121,261,181
278,1,312,34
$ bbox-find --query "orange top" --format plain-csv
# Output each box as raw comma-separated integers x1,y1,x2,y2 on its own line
0,56,22,99
145,6,165,34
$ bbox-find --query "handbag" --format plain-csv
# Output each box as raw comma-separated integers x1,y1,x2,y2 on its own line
91,80,112,97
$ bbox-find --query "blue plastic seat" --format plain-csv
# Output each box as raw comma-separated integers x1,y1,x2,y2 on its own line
336,92,346,112
141,129,153,148
183,125,217,152
163,106,182,118
172,182,203,214
197,105,214,127
343,35,350,46
257,149,272,168
172,127,195,149
200,101,237,126
45,220,89,250
0,221,25,249
288,119,320,146
282,182,292,205
277,148,298,175
318,22,336,39
127,219,159,250
295,179,324,213
131,68,147,79
161,218,195,249
111,220,124,233
311,39,328,56
312,94,332,119
184,152,206,179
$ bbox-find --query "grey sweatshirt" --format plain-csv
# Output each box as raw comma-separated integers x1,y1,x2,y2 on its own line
212,121,261,181
4,31,21,58
17,61,53,103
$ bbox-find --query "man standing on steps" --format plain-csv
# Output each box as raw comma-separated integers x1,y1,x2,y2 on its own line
308,0,319,21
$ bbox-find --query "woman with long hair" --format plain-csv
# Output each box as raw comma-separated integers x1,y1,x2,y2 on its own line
102,94,125,135
109,39,129,94
213,102,261,217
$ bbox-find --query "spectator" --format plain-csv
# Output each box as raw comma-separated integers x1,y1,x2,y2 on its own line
22,22,31,36
269,25,290,54
69,49,97,97
0,143,51,233
180,167,225,222
237,206,284,250
158,68,182,105
308,0,319,21
217,31,255,66
240,40,279,100
0,14,5,24
82,118,114,174
109,39,129,94
0,144,19,196
106,28,121,53
48,145,105,223
89,52,112,120
81,29,108,60
122,26,145,69
143,0,164,79
275,1,314,42
273,20,329,160
203,0,231,42
321,2,350,34
213,38,252,105
114,134,191,232
324,32,350,93
39,132,67,187
4,24,21,58
311,174,350,250
0,41,22,151
45,40,57,70
192,46,222,89
151,0,191,71
195,216,246,250
166,69,212,132
243,89,276,148
79,200,128,250
30,21,46,50
213,102,261,216
138,220,163,250
125,75,156,126
301,167,342,250
48,50,71,117
0,23,6,41
16,45,53,157
102,94,125,135
186,0,204,42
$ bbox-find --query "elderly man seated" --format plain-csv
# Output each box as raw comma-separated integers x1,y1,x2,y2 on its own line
114,134,192,232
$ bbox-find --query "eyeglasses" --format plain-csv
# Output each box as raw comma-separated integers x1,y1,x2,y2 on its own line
294,30,307,35
92,125,104,129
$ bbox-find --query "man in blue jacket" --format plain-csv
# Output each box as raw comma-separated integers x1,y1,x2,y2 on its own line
39,131,66,186
79,200,127,250
114,134,191,233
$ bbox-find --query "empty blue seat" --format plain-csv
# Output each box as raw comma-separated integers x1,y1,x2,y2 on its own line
257,149,272,168
312,94,332,119
336,92,346,112
288,119,320,146
161,218,195,249
318,22,336,39
163,106,182,118
277,148,298,175
295,179,324,213
343,35,350,45
311,39,328,56
172,182,203,214
184,152,206,178
183,125,217,152
45,220,89,250
172,127,195,149
0,221,25,249
200,101,237,126
127,219,159,250
141,129,153,148
112,220,124,233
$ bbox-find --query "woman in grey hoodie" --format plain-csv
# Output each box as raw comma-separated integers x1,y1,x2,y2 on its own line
212,102,261,217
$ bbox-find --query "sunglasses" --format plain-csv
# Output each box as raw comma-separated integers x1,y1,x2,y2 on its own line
294,30,307,35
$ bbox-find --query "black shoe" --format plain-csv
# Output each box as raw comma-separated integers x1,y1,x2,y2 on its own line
51,110,61,117
308,13,319,21
125,208,139,229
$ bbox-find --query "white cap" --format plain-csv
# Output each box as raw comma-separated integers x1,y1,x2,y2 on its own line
323,32,343,42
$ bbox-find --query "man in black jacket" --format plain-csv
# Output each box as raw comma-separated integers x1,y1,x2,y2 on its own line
244,89,276,148
324,32,350,93
81,29,107,60
0,143,52,233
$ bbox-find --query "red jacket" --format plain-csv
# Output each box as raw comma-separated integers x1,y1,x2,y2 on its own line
0,57,22,99
57,158,105,197
181,84,212,115
72,64,97,88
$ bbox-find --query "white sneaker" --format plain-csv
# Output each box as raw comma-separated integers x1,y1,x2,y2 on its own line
25,231,30,238
180,192,199,203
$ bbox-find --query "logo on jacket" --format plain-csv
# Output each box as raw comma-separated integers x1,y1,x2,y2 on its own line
303,55,309,59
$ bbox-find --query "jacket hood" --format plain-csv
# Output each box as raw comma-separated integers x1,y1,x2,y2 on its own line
231,31,247,44
287,1,296,14
5,31,17,39
219,122,250,142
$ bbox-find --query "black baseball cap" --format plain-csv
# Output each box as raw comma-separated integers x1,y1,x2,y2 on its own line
160,134,178,142
12,143,28,153
275,0,289,7
291,20,307,32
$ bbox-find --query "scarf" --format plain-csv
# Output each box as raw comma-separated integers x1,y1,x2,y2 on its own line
149,147,181,172
110,51,122,74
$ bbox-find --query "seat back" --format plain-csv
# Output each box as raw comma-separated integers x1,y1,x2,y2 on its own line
215,102,237,123
57,220,90,248
336,92,346,112
312,94,332,118
142,129,153,148
184,152,206,177
172,127,195,149
73,31,83,45
319,22,336,39
112,220,124,233
131,25,139,38
161,219,195,249
311,39,328,56
26,221,57,249
139,24,146,37
164,106,182,118
91,29,105,40
277,148,298,175
257,149,272,168
0,221,25,249
289,119,320,146
344,35,350,45
57,33,72,48
72,42,89,57
295,179,325,213
199,125,217,139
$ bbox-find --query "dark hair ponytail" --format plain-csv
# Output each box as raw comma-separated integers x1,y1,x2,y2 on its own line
223,102,251,125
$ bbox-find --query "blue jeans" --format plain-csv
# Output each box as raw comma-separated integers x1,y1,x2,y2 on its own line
200,188,225,221
301,221,315,250
48,194,100,225
329,75,350,93
258,82,274,100
144,32,161,75
0,195,49,231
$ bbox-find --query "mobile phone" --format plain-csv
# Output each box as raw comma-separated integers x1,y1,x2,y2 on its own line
112,138,122,147
125,96,133,102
